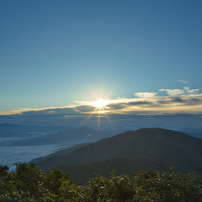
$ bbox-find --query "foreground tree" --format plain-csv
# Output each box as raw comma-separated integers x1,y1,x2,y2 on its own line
0,163,201,201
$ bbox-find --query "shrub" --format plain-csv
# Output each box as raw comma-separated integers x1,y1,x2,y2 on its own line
0,163,201,201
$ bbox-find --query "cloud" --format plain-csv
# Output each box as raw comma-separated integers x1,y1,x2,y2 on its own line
1,86,202,126
74,105,95,113
159,87,200,96
0,145,60,171
134,92,157,98
184,87,199,94
106,103,127,110
128,101,152,106
159,88,185,96
0,106,91,126
107,87,202,114
171,97,185,103
178,80,189,84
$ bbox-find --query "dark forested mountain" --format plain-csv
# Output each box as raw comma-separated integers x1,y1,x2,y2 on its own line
34,128,202,183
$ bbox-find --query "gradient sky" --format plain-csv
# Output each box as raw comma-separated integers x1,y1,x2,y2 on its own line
1,0,202,127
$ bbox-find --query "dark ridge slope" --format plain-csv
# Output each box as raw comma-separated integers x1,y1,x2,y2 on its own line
55,156,168,184
36,128,202,174
31,143,91,164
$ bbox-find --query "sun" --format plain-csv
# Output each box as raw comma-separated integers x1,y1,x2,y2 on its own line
91,99,109,109
80,89,113,128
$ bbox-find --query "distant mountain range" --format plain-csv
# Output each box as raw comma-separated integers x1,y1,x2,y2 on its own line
0,123,75,145
0,124,120,146
0,123,74,132
33,128,202,184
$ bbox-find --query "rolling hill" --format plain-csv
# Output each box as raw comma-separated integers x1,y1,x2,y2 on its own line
34,128,202,183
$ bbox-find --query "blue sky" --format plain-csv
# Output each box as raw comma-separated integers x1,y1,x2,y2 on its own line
1,0,202,128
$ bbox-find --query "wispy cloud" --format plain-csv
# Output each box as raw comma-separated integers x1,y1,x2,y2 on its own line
134,92,157,98
178,80,189,84
184,87,199,94
159,88,185,96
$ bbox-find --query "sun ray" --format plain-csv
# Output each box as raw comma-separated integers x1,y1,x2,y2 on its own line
81,107,98,125
80,88,114,129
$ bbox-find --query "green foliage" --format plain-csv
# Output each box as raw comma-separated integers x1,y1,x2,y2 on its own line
46,169,72,195
131,167,202,201
0,165,9,176
0,163,201,201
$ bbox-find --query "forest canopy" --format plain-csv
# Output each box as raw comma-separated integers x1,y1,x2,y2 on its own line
0,163,201,201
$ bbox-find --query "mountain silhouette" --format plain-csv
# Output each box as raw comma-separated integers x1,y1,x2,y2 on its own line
35,128,202,183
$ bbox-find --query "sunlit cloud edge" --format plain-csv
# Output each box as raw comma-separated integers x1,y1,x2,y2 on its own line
1,87,202,117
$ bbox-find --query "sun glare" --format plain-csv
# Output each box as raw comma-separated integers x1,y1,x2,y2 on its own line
91,99,109,109
81,89,113,128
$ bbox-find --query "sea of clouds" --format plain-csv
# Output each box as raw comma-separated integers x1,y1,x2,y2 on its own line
0,144,72,171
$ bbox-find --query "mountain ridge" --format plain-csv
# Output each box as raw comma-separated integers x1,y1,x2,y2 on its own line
35,128,202,181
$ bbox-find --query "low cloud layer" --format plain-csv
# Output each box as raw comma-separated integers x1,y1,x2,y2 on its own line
0,87,202,125
0,145,63,171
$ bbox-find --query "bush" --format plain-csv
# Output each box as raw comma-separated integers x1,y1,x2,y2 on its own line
0,163,201,201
